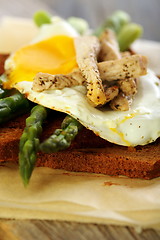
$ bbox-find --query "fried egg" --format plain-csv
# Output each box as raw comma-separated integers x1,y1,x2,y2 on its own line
4,18,160,147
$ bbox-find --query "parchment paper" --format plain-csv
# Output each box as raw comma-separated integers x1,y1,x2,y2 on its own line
0,17,160,229
0,163,159,230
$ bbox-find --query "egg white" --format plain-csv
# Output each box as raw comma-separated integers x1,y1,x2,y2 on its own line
13,69,160,147
4,18,160,146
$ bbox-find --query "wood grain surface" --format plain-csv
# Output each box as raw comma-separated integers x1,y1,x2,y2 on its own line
0,0,159,239
0,220,160,240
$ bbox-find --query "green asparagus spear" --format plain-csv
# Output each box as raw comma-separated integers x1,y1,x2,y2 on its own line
19,105,48,186
67,17,89,34
94,10,130,36
117,23,143,51
94,10,143,51
39,115,83,153
33,10,52,27
0,92,31,124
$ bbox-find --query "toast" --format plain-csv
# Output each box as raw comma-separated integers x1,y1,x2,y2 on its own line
0,111,160,180
0,54,160,180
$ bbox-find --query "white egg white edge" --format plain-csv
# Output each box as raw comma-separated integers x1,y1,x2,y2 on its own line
13,69,160,147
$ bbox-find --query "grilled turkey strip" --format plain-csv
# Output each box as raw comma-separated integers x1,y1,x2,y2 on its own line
74,36,107,106
110,92,133,111
98,54,147,81
32,69,84,92
98,29,121,61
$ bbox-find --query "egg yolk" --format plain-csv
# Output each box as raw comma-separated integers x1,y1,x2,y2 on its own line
5,35,78,88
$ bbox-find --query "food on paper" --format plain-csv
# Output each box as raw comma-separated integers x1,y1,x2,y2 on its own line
0,10,159,184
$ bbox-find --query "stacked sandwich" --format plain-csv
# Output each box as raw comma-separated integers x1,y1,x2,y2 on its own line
0,10,159,185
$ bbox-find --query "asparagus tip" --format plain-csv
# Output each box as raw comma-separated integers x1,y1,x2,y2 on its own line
19,164,31,187
22,178,29,187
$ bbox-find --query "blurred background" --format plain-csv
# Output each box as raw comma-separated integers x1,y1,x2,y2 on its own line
0,0,159,41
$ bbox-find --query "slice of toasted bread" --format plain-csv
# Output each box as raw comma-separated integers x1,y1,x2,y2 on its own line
0,111,160,179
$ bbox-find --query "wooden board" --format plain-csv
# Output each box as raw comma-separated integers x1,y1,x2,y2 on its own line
0,220,160,240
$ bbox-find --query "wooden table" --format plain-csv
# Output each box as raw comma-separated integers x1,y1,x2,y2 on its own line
0,0,160,239
0,220,160,240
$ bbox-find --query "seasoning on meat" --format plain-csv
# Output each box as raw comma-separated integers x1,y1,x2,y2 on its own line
110,92,132,111
104,85,119,102
98,54,147,81
118,78,137,96
32,69,84,91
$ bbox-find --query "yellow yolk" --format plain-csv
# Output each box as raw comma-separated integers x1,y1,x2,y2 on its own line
4,35,78,88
